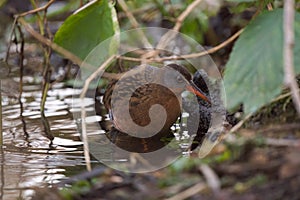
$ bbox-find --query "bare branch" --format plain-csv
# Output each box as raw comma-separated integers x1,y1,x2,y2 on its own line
118,29,243,62
156,29,243,62
283,0,300,116
228,113,252,134
117,0,152,48
79,55,116,171
199,164,220,193
173,0,203,32
80,55,117,100
156,0,203,51
17,0,55,17
17,17,121,80
17,17,83,65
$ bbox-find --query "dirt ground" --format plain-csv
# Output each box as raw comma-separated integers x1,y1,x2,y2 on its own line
32,97,300,200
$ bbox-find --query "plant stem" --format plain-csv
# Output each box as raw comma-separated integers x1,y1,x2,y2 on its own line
0,80,2,146
16,24,29,138
80,55,116,171
30,0,44,34
283,0,300,116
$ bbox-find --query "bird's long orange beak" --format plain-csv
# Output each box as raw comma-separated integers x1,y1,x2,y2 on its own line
186,82,211,104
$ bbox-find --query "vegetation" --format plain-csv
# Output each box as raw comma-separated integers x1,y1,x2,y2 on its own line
0,0,300,199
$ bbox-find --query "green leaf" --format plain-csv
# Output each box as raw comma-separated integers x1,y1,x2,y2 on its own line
224,9,300,114
53,0,119,61
181,18,206,44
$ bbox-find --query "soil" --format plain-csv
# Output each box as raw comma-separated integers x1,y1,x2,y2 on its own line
32,98,300,200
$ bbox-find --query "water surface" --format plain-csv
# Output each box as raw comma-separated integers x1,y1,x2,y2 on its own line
0,79,88,200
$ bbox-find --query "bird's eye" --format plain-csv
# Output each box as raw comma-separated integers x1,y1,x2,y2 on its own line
176,75,184,83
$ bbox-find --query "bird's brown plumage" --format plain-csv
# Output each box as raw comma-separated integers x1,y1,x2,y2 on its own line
103,64,210,136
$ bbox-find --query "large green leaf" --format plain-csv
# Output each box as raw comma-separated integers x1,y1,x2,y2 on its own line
53,0,119,61
224,9,300,114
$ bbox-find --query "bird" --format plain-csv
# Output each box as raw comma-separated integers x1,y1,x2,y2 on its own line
183,70,235,157
182,69,212,151
102,64,211,143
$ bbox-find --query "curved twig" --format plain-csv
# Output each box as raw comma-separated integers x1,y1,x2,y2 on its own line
79,55,116,171
118,29,243,62
17,0,55,17
156,0,203,51
118,0,152,48
156,29,243,62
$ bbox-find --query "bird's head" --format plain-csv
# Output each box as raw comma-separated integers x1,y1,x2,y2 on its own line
163,64,211,104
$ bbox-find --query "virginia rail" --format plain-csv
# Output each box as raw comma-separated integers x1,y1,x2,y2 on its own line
184,70,235,157
103,64,211,139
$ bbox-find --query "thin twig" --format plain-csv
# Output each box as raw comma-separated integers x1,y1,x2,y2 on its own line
16,23,29,139
18,0,55,17
119,29,243,63
156,29,243,62
117,0,152,49
17,9,242,76
156,0,203,51
227,89,299,135
17,17,120,80
80,54,117,100
117,5,154,19
173,0,203,32
271,91,292,103
38,2,52,118
228,113,252,134
155,0,258,60
117,55,143,62
17,17,83,65
80,55,116,171
199,164,220,193
283,0,300,116
164,182,207,200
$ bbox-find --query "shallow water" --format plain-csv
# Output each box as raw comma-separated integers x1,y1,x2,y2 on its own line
0,79,89,200
0,75,195,199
